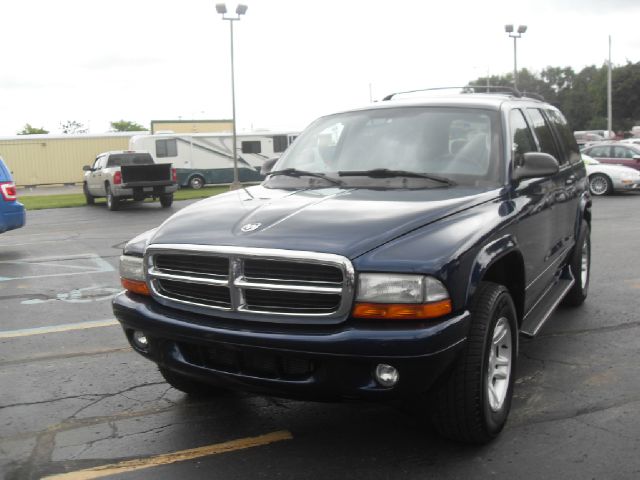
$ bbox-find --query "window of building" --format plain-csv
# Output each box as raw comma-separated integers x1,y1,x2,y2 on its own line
242,141,262,154
156,139,178,158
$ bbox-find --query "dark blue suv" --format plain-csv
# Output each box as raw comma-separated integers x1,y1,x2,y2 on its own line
0,156,26,234
113,88,591,444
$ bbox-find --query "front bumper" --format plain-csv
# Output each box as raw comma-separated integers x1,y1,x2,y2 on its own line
113,292,471,401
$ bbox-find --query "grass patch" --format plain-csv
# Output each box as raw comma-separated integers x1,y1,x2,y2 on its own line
20,186,230,211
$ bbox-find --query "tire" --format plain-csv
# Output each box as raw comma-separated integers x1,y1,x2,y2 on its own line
159,367,227,397
106,185,120,211
160,194,173,208
431,282,518,444
588,173,612,196
83,182,95,205
562,220,590,307
188,175,205,190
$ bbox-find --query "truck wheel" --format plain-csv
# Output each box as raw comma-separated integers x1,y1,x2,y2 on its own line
562,220,590,307
588,174,612,196
106,185,120,211
83,182,95,205
431,282,517,444
159,367,227,397
160,194,174,208
189,175,205,189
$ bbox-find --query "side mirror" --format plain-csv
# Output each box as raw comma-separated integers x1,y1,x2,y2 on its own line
261,157,278,176
82,165,93,172
512,152,559,182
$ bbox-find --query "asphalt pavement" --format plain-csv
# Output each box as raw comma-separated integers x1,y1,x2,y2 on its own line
1,193,639,479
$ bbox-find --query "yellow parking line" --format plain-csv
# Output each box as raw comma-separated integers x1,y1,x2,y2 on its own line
0,319,119,339
43,430,293,480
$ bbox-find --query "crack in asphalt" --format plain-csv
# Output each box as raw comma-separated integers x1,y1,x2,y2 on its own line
535,320,640,339
0,347,132,368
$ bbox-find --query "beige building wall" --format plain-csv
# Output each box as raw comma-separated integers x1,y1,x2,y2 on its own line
0,133,143,186
151,120,233,134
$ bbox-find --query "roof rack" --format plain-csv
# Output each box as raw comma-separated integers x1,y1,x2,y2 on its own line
381,85,526,101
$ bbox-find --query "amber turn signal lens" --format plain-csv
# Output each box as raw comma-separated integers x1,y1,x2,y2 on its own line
352,300,452,320
121,278,150,296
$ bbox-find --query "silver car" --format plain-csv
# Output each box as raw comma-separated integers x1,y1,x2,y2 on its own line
583,154,640,196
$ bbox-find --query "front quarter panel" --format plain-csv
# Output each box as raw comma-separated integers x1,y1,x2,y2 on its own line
353,192,519,313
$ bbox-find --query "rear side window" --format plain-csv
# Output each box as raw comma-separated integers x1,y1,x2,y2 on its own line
156,139,178,158
509,109,536,167
107,153,154,167
612,146,635,159
587,146,610,158
527,108,563,163
272,135,289,153
0,157,11,180
546,109,581,164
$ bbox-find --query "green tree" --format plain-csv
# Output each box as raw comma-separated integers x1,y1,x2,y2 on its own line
60,120,88,134
17,124,49,135
110,120,146,132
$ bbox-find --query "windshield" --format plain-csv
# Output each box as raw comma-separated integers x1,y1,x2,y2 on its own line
270,106,502,188
107,153,154,167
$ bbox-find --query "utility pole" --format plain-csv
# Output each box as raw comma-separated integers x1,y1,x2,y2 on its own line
607,35,613,139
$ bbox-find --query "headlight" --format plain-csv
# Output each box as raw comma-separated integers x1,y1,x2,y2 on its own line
119,255,150,296
353,273,452,320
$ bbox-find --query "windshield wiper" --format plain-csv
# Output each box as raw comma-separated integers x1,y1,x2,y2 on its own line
338,169,455,186
269,168,343,186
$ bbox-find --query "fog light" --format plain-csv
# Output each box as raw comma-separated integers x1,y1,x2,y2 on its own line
132,330,149,351
375,364,399,388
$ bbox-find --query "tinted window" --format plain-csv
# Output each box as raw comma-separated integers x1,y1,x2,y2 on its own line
272,136,289,153
107,153,154,167
242,141,262,154
509,109,536,167
156,139,177,158
527,109,562,162
276,107,502,187
546,109,581,164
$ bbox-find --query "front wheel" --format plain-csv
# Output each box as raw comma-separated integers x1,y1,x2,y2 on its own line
83,182,95,205
159,367,228,397
589,174,612,196
431,282,518,444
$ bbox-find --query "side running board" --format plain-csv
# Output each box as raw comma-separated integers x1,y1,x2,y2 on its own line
520,266,575,338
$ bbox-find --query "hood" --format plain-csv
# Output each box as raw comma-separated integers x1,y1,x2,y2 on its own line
150,185,499,259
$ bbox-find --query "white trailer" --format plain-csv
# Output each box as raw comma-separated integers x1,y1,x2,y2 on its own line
129,131,298,188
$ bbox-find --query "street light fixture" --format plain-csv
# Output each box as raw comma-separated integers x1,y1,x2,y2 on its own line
504,24,527,90
216,3,248,190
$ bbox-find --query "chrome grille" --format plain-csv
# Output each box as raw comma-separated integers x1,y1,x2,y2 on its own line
145,245,355,322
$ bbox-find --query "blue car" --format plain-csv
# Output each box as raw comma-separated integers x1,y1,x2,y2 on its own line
0,156,26,233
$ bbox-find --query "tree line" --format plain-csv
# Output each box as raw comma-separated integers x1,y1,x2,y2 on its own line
17,120,146,135
470,61,640,133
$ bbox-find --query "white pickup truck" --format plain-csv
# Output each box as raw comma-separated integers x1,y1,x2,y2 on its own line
83,151,178,211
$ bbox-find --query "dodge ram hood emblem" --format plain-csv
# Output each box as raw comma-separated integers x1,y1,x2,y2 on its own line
241,223,262,233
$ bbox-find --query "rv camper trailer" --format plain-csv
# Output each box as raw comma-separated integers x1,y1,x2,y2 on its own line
129,132,298,188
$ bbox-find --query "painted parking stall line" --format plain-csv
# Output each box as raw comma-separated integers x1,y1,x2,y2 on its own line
0,253,114,282
0,319,119,339
43,430,294,480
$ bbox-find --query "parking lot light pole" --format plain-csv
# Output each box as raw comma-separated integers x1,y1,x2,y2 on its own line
504,24,527,91
216,3,248,190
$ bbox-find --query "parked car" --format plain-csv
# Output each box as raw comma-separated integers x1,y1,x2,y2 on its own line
581,142,640,171
583,154,640,195
0,156,26,234
619,138,640,146
574,131,604,148
113,89,591,444
83,151,178,211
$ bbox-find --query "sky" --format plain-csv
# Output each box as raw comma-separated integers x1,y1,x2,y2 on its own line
0,0,638,136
